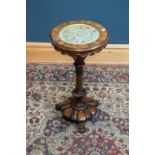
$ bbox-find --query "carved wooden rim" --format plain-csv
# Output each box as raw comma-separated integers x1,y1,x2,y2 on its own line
50,20,109,52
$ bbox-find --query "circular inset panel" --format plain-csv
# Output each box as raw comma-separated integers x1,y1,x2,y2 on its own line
59,24,100,45
51,20,109,53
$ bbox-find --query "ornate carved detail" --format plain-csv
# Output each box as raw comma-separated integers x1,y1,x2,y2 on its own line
72,89,87,98
55,96,99,122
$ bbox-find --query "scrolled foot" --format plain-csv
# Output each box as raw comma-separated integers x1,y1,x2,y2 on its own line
55,96,99,132
55,97,72,110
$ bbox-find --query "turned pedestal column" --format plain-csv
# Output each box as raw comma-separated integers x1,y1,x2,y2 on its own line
50,20,109,132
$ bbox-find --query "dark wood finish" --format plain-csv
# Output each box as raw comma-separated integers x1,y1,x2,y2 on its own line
50,20,109,133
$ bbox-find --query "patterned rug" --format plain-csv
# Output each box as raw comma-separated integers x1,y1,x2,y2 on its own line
26,63,129,155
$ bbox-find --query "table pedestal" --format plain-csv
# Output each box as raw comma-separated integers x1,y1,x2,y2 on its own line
55,56,99,133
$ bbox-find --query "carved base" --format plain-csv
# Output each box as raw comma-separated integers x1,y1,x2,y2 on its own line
55,96,99,133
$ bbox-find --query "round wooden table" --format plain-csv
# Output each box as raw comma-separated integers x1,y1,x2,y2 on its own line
50,20,109,132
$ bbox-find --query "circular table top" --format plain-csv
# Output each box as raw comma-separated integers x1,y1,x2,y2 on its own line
50,20,109,53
